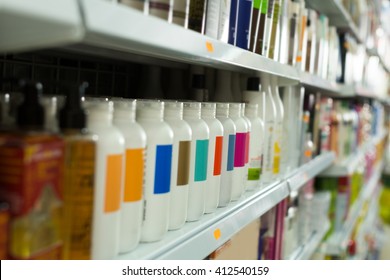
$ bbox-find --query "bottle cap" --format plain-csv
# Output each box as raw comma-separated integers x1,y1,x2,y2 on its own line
17,81,44,129
59,82,88,130
247,77,260,91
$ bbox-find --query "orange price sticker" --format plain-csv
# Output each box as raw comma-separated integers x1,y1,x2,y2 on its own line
206,41,214,53
214,228,221,240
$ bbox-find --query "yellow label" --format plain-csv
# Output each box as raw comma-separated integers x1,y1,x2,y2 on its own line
104,154,123,213
124,149,144,202
304,149,312,158
273,156,280,174
206,41,214,52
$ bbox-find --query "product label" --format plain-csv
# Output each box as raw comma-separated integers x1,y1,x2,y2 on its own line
177,141,191,186
250,0,261,50
264,122,273,172
235,0,253,49
227,134,236,171
248,168,261,180
228,0,238,44
261,0,268,14
154,145,173,194
62,139,95,260
213,136,223,176
255,0,268,54
194,139,209,182
0,208,9,260
273,140,281,174
234,132,246,167
124,148,144,202
268,0,280,58
189,0,206,33
245,132,250,164
105,154,123,213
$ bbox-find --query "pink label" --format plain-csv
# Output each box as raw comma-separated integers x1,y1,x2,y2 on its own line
234,133,246,167
245,132,250,164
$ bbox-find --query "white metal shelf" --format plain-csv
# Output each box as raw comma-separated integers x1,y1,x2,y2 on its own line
320,130,387,177
325,161,383,256
287,220,330,260
286,152,335,193
0,0,84,53
116,181,289,260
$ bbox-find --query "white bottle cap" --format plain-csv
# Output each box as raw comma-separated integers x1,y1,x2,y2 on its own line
164,100,184,119
228,103,242,118
216,102,229,118
244,103,258,118
113,99,136,122
84,97,114,122
201,102,216,118
183,102,201,119
136,99,164,120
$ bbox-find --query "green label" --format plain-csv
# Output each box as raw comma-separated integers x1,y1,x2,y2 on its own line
194,139,208,182
261,0,268,14
254,0,261,9
248,168,261,180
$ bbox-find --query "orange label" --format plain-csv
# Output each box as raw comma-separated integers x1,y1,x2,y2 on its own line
124,149,144,202
206,41,214,52
104,154,123,213
304,150,312,158
213,136,223,176
214,228,221,240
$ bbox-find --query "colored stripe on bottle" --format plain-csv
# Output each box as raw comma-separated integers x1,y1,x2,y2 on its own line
248,168,261,180
124,148,144,202
154,145,172,194
177,141,191,186
234,132,246,167
194,139,209,182
245,132,250,164
104,154,123,213
227,134,235,171
213,136,223,176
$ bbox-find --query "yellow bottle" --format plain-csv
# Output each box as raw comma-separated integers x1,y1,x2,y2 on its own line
60,83,96,260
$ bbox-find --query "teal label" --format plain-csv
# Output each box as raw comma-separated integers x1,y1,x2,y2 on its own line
194,139,209,182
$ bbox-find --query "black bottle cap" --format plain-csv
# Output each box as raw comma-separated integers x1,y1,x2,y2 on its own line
192,74,205,89
247,77,260,91
59,82,88,130
16,81,44,129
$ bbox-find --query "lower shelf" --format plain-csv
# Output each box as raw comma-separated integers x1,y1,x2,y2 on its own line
286,220,331,260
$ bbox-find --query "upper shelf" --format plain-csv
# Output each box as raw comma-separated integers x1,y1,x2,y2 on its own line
0,0,84,53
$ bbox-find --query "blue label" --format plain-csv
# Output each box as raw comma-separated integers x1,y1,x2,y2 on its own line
236,0,253,49
227,134,235,171
154,144,173,194
228,0,238,45
194,139,209,182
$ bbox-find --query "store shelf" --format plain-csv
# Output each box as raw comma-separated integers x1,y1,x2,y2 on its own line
287,220,331,260
325,161,383,256
116,180,289,260
306,0,363,44
286,152,335,193
320,130,387,177
0,0,84,53
299,72,340,95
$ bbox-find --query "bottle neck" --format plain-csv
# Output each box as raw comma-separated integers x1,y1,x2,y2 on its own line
229,107,241,118
137,108,163,121
113,110,136,123
164,108,183,120
216,107,229,118
183,109,201,120
87,111,112,127
245,107,258,118
201,108,216,119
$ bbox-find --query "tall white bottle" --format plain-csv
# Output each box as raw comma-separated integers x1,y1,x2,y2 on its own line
113,100,146,253
242,77,265,188
231,72,243,103
164,101,192,230
85,99,125,260
244,103,264,190
201,102,224,213
183,102,210,221
241,103,251,192
205,0,221,39
214,70,234,102
216,103,236,207
260,74,276,185
228,103,248,200
136,100,174,242
271,76,283,178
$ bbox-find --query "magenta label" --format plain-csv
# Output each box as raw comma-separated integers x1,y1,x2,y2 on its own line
245,132,250,164
234,132,246,167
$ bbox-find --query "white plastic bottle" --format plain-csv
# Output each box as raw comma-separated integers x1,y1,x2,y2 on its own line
113,99,146,253
244,103,264,190
213,70,234,102
136,100,174,242
216,103,236,207
164,101,192,230
241,103,251,192
85,99,125,260
228,103,248,200
183,102,210,221
271,76,283,178
260,74,276,185
201,102,224,213
172,0,189,27
205,0,221,39
231,72,243,102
